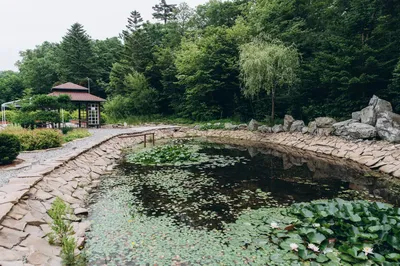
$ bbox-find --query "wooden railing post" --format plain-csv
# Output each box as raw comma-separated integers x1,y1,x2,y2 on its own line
144,134,147,148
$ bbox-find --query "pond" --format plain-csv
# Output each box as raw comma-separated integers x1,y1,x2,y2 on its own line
86,138,400,265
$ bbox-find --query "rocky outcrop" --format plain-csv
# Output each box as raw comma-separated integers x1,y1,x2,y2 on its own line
248,119,259,131
283,115,295,132
290,120,305,132
361,106,376,125
308,121,317,135
224,123,238,130
376,111,400,143
345,123,377,139
352,111,361,121
333,119,358,136
258,125,272,133
272,124,284,133
369,95,392,113
315,117,336,128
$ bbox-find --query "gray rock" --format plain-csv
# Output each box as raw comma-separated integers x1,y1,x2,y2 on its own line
248,119,259,131
376,111,400,143
283,115,295,131
224,123,238,130
316,127,334,136
272,124,284,133
301,127,308,134
315,117,336,128
369,95,393,113
346,123,377,139
308,121,317,135
333,119,358,136
361,106,377,125
214,122,221,126
238,124,248,130
194,125,201,130
258,125,272,133
352,111,361,121
290,120,305,132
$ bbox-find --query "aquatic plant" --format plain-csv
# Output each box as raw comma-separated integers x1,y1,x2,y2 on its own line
126,144,207,166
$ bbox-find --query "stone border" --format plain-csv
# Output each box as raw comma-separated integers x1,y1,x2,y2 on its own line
0,127,178,266
181,129,400,179
1,126,398,265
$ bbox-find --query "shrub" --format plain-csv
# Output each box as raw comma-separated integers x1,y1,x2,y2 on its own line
61,126,74,135
0,133,21,165
63,129,91,142
2,126,63,151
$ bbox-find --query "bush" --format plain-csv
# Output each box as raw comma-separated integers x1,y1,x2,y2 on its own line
0,133,21,165
2,126,63,151
61,127,74,135
63,129,91,142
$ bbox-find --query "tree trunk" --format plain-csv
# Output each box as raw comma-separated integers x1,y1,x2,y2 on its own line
271,87,275,123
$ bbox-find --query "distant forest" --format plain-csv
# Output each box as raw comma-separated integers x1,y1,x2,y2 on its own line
1,0,400,123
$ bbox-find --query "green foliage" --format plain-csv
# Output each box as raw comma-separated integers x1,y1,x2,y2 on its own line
48,197,74,244
63,129,91,142
239,38,300,121
48,198,86,266
61,126,74,135
152,0,177,24
0,133,21,165
2,126,63,151
126,144,205,165
197,122,225,130
0,71,25,104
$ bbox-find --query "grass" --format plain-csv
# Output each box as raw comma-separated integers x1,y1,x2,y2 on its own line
63,128,91,142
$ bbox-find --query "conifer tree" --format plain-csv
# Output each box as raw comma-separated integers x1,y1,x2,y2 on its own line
152,0,177,24
59,23,95,84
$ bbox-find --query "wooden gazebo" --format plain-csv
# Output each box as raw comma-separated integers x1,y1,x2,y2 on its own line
48,82,106,128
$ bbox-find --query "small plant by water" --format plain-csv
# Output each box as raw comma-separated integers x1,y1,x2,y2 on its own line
48,197,87,266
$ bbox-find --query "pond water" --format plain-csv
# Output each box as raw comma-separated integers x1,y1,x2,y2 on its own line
86,138,400,265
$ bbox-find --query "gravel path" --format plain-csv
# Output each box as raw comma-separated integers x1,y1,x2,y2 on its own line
0,126,177,187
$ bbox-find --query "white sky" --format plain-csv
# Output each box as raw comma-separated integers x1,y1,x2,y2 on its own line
0,0,208,71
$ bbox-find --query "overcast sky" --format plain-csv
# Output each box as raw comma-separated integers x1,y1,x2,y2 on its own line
0,0,207,71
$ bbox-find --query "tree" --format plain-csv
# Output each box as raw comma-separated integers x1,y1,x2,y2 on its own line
239,38,300,122
0,71,25,104
122,10,144,40
17,42,61,95
152,0,177,24
59,23,96,85
175,2,194,34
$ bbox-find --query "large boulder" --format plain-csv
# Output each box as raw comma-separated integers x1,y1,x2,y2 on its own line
283,115,295,131
346,123,377,139
360,95,393,126
333,119,358,136
352,111,361,121
301,127,308,134
224,123,238,130
376,111,400,143
258,125,272,133
315,117,336,128
369,95,393,113
272,124,284,133
316,128,334,136
238,124,248,130
360,106,376,125
308,121,317,134
248,119,259,131
290,120,305,132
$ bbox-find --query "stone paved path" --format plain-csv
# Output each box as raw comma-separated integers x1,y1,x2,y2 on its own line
0,126,176,187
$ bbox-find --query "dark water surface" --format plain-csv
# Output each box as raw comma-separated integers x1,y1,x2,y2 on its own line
109,138,400,230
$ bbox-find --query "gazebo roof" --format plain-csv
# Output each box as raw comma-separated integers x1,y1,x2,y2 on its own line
48,82,106,102
52,82,89,91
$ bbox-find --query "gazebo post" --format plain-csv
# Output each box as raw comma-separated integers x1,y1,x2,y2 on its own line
78,103,81,128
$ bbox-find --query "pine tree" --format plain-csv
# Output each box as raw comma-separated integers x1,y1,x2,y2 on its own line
59,23,95,84
122,10,144,40
152,0,177,24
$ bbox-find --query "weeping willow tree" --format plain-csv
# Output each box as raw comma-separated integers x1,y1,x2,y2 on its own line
239,38,300,122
